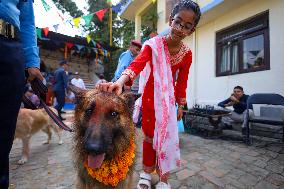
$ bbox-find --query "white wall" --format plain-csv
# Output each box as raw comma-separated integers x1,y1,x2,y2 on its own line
190,0,284,107
157,0,284,107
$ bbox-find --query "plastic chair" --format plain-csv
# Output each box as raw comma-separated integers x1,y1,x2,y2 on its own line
244,93,284,145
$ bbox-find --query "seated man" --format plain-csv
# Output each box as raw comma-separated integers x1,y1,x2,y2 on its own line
218,86,250,133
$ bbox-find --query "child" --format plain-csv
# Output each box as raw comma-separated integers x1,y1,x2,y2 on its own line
98,1,200,188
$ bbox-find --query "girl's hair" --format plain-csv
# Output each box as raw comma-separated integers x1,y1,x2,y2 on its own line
170,0,201,27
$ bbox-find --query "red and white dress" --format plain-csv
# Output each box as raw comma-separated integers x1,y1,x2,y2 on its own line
122,36,192,174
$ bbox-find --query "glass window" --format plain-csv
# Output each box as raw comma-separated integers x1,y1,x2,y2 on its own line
216,11,269,76
243,34,264,70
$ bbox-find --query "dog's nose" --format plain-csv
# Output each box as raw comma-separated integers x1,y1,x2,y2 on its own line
85,139,105,154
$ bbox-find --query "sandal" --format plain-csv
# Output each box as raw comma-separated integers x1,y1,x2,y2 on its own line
155,181,171,189
137,172,152,189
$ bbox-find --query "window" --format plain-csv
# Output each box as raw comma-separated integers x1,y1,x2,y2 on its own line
216,11,270,76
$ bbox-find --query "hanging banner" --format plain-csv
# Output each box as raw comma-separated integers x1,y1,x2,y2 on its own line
75,44,85,51
91,40,97,47
82,14,94,27
95,9,108,22
73,17,82,28
104,50,108,56
112,3,123,13
93,48,98,54
96,43,102,49
42,27,49,37
41,0,51,12
65,42,74,49
36,28,42,39
53,24,59,32
86,35,92,43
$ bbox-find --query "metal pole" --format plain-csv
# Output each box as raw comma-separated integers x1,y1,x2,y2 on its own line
109,7,113,46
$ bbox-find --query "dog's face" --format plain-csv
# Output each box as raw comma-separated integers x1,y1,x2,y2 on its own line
72,87,139,170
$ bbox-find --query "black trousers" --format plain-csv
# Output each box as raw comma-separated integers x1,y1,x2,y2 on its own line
54,90,65,113
0,36,25,188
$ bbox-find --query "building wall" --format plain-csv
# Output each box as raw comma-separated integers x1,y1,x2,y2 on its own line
157,0,284,107
40,49,98,81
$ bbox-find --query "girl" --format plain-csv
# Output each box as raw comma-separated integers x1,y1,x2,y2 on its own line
98,1,201,188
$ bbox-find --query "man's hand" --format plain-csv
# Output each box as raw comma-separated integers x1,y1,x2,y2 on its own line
177,108,183,121
27,68,44,82
230,95,239,103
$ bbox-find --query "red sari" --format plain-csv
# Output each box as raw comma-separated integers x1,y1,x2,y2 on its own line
123,37,192,172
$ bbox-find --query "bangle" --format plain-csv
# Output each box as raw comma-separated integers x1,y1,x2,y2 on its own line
178,105,184,109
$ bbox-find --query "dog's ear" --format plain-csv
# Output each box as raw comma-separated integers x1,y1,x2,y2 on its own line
68,84,87,104
120,92,141,110
68,84,87,94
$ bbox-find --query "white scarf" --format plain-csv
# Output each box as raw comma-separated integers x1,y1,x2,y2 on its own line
133,37,181,175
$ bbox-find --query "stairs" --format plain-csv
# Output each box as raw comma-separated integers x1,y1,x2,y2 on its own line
80,75,96,89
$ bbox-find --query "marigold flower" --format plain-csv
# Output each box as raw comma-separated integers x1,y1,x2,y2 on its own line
84,138,136,187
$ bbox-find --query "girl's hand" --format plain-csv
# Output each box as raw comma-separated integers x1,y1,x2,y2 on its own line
177,108,183,121
96,81,124,95
96,82,113,92
96,75,130,95
107,81,124,95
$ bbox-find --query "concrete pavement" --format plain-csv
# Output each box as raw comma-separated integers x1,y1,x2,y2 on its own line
9,110,284,189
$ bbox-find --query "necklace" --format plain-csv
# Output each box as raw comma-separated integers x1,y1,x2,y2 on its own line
84,139,136,187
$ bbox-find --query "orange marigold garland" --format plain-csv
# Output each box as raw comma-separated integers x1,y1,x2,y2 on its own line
84,139,136,187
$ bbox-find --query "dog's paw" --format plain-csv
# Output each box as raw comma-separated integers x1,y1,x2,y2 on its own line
18,157,28,165
58,140,63,145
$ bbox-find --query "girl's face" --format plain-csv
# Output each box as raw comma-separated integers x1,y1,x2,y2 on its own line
169,9,196,41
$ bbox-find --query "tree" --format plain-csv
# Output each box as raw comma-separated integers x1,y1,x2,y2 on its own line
52,0,83,17
52,0,153,80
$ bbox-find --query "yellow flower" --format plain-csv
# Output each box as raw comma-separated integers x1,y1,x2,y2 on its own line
84,138,136,187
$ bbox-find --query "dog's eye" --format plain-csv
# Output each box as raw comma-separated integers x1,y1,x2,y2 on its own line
85,108,93,116
85,103,95,117
110,111,118,117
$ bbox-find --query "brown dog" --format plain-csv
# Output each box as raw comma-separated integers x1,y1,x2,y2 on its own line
71,86,139,189
15,108,63,164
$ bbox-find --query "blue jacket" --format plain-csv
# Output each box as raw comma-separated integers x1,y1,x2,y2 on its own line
0,0,39,68
112,50,134,82
53,67,68,92
218,94,249,114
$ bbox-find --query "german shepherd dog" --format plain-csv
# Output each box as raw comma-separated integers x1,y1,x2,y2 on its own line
71,86,139,189
15,108,63,164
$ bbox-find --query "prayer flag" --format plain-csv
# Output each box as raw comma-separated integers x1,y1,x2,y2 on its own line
36,28,42,39
73,17,82,28
112,3,123,13
82,14,94,27
95,9,108,22
53,24,59,32
42,27,49,37
86,35,92,43
41,0,51,12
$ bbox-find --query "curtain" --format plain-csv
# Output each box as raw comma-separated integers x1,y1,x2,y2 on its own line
232,44,239,73
220,45,230,73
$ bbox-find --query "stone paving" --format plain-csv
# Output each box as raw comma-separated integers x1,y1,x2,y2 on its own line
9,111,284,189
